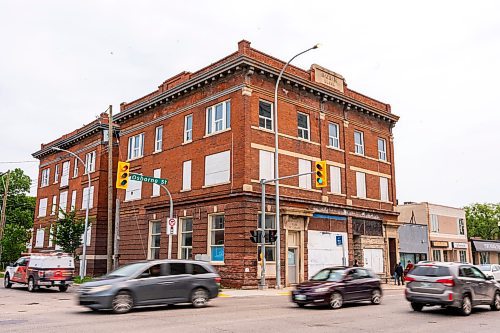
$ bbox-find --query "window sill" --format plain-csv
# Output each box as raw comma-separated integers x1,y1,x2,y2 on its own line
123,198,141,203
152,150,162,155
203,128,231,138
151,194,160,198
326,146,344,152
210,262,225,266
251,125,275,134
351,196,393,204
126,156,144,162
202,181,231,189
327,192,346,197
182,140,193,146
349,152,391,164
180,189,191,192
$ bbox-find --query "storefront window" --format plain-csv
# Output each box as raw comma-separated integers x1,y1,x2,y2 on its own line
432,249,442,261
480,252,489,264
459,250,467,263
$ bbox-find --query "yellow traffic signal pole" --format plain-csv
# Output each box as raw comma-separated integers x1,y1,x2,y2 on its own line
160,185,174,259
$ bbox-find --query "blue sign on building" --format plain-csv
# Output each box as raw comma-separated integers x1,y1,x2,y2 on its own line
336,235,343,246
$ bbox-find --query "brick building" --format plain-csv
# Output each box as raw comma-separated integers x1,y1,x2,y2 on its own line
112,40,400,288
31,114,118,276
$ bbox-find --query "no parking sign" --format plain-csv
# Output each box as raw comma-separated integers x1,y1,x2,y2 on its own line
167,218,178,235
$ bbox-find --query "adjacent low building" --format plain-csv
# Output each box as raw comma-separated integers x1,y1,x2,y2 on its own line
470,239,500,265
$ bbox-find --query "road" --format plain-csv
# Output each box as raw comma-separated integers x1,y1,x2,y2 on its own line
0,285,499,333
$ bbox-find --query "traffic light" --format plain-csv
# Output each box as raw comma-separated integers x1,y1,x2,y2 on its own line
116,161,130,189
266,230,278,243
315,160,328,188
249,230,262,243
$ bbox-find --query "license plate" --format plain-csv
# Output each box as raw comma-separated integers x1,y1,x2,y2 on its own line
295,294,306,301
420,282,430,288
53,281,61,285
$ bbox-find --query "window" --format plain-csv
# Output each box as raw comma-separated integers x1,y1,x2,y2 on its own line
148,221,161,260
170,263,188,275
480,252,489,264
206,100,230,135
35,228,45,248
179,218,193,259
259,100,273,130
204,150,230,186
184,114,193,142
54,164,60,183
127,133,145,160
259,150,274,181
443,251,449,262
154,126,163,152
356,172,366,198
432,249,442,261
82,186,95,209
458,218,465,235
125,176,142,201
152,169,161,197
48,224,54,247
378,138,387,161
192,264,209,275
354,131,364,155
38,198,48,217
330,166,341,194
430,214,439,232
71,190,77,210
459,250,467,263
60,161,70,187
257,214,276,261
182,160,192,191
328,123,340,148
51,195,57,215
41,168,50,187
380,177,389,202
209,215,225,262
298,159,312,189
58,191,68,218
297,112,310,140
84,151,96,174
73,158,79,178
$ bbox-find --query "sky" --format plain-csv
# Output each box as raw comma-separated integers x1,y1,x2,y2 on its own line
0,0,499,208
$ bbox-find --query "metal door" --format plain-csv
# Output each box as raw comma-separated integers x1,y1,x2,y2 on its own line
288,248,298,285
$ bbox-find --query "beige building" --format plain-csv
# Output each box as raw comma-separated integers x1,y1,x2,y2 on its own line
397,202,471,263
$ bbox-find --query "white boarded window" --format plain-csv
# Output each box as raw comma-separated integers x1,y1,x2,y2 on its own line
35,228,45,248
259,150,274,181
356,172,366,198
154,126,163,152
84,151,96,174
183,160,192,191
125,177,142,201
204,151,230,186
41,168,50,187
60,161,70,187
380,177,389,202
298,159,312,189
431,214,439,232
58,191,68,218
71,190,77,210
82,186,95,209
38,198,48,217
51,195,57,215
152,169,161,197
330,166,341,194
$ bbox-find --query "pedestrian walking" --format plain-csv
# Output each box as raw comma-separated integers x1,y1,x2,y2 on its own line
353,259,359,267
395,262,404,285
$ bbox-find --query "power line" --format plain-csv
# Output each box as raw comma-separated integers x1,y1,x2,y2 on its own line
0,161,38,164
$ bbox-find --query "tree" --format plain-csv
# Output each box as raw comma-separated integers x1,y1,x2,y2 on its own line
0,224,31,264
464,203,500,240
52,210,86,260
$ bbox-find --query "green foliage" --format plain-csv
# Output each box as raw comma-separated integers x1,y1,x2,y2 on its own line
73,276,93,284
52,210,86,260
0,224,30,263
0,168,31,197
5,195,35,229
464,203,500,240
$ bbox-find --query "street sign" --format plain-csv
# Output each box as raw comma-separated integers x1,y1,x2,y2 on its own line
167,218,177,235
336,235,343,246
130,173,168,186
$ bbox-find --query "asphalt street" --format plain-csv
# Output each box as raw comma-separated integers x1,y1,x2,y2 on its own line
0,285,499,333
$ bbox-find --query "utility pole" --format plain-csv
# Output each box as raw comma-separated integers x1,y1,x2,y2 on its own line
107,105,113,273
0,171,10,263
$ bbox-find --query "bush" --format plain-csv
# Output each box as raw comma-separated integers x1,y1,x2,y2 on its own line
73,276,93,284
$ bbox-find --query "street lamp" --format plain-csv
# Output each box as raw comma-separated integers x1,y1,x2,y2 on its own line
274,44,319,289
52,147,91,279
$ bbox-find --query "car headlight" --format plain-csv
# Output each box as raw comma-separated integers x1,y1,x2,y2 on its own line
314,287,330,293
88,285,112,293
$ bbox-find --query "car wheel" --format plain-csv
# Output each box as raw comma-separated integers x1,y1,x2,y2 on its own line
296,303,306,308
459,294,472,316
27,277,38,292
411,302,424,312
112,291,134,314
490,292,500,311
371,289,382,305
191,288,209,308
59,285,69,292
329,292,343,309
4,274,12,288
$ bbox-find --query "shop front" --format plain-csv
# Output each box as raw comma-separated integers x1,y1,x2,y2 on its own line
471,239,500,265
398,223,429,266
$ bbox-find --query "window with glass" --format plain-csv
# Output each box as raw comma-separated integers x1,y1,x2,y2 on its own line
459,250,467,263
41,168,50,187
328,123,339,148
259,100,273,130
458,218,465,235
51,195,57,215
354,131,364,155
148,221,161,260
378,138,387,161
430,214,439,232
84,151,96,174
297,112,310,140
432,249,442,261
257,214,276,261
184,114,193,142
154,126,163,152
54,164,60,183
179,218,193,259
480,252,490,264
209,215,225,262
73,158,78,178
38,198,48,217
206,101,230,135
127,133,145,160
60,161,70,187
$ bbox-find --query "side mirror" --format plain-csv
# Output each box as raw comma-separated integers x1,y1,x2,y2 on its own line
486,275,494,281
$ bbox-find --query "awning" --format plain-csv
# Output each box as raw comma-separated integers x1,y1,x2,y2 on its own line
472,240,500,252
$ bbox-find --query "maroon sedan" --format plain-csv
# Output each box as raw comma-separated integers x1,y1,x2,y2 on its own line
291,267,382,309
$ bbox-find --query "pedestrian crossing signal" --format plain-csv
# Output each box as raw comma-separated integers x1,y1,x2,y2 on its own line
116,161,130,189
315,160,327,188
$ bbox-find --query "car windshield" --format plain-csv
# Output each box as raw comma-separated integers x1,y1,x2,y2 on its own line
410,265,451,277
479,264,491,271
311,269,345,282
106,262,148,278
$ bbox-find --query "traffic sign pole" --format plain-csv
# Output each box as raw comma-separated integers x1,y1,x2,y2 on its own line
161,185,174,259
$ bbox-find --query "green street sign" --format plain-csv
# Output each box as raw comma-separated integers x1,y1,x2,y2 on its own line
130,173,168,186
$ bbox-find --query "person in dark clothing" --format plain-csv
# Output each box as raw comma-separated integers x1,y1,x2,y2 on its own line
353,259,359,267
395,262,404,285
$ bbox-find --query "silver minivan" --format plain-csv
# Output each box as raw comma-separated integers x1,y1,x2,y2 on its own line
405,262,500,315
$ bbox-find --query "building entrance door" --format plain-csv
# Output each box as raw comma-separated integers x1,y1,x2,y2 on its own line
288,248,298,285
389,238,397,276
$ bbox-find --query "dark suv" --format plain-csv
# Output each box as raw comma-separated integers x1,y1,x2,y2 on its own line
78,260,220,314
292,267,382,309
405,262,500,315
